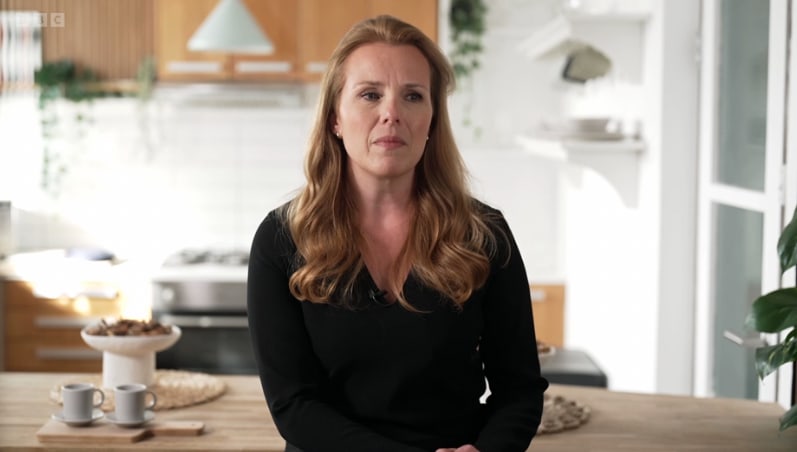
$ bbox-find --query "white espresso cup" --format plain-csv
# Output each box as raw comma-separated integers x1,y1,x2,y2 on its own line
113,383,157,422
61,383,104,421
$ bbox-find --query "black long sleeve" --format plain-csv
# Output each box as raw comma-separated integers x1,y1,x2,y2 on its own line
474,213,547,451
247,204,547,452
246,210,425,452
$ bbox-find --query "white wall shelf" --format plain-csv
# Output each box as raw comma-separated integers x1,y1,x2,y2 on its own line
563,10,652,23
516,134,645,207
518,8,650,84
518,11,650,60
515,134,645,158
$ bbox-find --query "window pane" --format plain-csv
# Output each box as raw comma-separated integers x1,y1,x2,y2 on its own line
712,203,762,399
716,0,769,190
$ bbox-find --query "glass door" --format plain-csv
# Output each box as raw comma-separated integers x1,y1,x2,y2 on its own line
695,0,790,402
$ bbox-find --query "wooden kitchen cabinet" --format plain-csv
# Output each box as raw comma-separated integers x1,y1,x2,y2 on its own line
296,0,371,78
232,0,300,81
530,283,565,348
154,0,300,82
15,0,436,84
2,281,123,372
297,0,438,81
154,0,438,82
2,0,155,82
371,0,438,43
154,0,227,82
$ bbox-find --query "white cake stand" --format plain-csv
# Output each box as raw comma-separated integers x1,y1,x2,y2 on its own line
81,326,182,389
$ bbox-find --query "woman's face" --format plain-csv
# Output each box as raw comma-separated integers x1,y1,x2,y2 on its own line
333,43,433,186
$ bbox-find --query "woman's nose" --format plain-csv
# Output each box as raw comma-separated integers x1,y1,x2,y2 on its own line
380,96,400,124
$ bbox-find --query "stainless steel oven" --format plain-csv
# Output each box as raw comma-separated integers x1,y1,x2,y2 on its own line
151,250,257,375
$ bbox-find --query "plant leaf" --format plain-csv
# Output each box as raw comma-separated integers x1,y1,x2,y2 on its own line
746,288,797,332
448,0,487,83
755,339,797,379
780,403,797,431
755,345,787,379
778,205,797,274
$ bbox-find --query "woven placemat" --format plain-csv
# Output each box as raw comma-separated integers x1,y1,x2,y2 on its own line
49,370,226,411
537,392,591,435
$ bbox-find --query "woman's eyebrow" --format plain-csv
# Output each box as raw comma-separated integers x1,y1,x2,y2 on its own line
351,81,429,91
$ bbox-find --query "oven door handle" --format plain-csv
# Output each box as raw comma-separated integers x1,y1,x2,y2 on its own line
158,314,249,328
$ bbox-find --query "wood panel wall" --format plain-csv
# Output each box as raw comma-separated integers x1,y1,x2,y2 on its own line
0,0,154,80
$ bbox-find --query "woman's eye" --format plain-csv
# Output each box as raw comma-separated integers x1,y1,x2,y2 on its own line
406,92,423,102
361,92,381,101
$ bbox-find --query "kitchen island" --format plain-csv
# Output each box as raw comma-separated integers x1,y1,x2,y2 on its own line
1,372,795,451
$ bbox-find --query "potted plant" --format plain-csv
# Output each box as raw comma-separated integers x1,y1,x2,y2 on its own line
747,204,797,431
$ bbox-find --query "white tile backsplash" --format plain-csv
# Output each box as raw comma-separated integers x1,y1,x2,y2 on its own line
1,88,562,279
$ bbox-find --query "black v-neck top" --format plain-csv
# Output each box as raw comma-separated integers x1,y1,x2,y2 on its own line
247,202,548,452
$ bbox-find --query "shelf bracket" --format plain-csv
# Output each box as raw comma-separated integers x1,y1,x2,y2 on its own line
516,135,644,208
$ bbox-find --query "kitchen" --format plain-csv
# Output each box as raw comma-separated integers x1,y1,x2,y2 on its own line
0,0,796,450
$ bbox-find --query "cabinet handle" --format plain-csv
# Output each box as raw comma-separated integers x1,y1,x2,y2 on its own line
74,288,118,300
32,288,118,300
722,330,767,348
305,61,327,73
166,61,223,74
35,316,103,329
36,348,102,360
235,61,292,73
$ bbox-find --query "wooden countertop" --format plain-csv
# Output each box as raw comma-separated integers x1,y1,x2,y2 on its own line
1,372,796,451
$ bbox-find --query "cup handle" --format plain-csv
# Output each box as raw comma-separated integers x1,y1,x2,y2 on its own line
92,388,105,408
145,391,157,410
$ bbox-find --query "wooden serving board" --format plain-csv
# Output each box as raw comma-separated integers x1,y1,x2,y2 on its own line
36,419,204,444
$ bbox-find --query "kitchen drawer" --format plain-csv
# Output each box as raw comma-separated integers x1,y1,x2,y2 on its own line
4,281,121,337
4,311,109,340
4,280,120,307
5,305,119,337
5,339,102,372
3,280,121,372
530,284,565,348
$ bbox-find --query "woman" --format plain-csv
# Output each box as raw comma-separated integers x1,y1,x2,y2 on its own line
247,15,548,452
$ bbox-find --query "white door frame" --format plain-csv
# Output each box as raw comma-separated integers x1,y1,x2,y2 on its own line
694,0,791,404
779,0,797,410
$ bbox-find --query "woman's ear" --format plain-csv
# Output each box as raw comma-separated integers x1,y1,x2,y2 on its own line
329,114,340,138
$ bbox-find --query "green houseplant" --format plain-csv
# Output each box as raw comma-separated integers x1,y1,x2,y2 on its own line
746,204,797,431
34,60,101,196
449,0,487,81
33,58,155,196
448,0,487,130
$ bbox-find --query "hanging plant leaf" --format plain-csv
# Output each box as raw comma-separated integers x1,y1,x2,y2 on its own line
448,0,487,81
34,59,106,196
777,205,797,274
781,404,797,432
448,0,487,133
754,342,797,379
34,60,75,88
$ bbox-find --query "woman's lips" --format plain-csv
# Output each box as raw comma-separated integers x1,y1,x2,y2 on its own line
373,136,406,149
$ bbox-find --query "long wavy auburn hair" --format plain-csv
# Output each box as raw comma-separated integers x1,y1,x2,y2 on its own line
286,15,500,310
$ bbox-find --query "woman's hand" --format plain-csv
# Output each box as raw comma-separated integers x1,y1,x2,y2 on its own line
435,445,480,452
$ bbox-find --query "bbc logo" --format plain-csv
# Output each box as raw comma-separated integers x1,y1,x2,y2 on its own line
13,12,65,28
